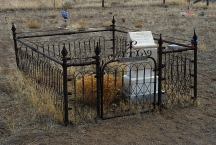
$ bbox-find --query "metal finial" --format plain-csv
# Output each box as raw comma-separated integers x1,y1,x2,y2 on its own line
11,23,16,32
192,29,198,45
112,16,116,25
95,42,101,56
158,34,163,45
193,29,197,41
61,44,68,57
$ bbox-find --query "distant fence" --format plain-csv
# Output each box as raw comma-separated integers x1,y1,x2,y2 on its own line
162,0,211,6
12,16,198,125
1,0,213,10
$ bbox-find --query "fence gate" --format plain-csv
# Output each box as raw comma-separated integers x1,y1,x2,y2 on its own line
100,54,158,119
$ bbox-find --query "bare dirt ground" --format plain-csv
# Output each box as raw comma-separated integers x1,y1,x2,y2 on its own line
0,2,216,145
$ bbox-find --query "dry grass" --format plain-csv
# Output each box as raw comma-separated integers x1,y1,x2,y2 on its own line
166,0,187,6
199,37,207,52
62,1,73,9
162,82,194,108
102,20,112,28
0,0,214,11
75,74,122,106
134,20,144,28
71,19,88,30
192,2,216,9
5,70,63,126
0,0,63,10
26,19,41,29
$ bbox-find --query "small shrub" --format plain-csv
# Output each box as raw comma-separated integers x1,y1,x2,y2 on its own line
75,74,122,106
26,19,41,29
78,20,88,30
134,20,144,28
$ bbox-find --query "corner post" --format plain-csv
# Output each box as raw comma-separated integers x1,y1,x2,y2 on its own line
191,29,198,101
95,43,102,118
111,16,116,55
62,44,69,126
11,23,19,68
157,34,163,108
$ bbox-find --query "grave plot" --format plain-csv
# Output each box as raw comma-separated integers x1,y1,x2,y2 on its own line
11,17,198,125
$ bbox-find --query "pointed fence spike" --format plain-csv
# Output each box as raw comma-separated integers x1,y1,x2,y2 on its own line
112,16,116,25
61,44,68,57
11,23,16,32
158,34,163,45
192,29,198,45
95,42,101,56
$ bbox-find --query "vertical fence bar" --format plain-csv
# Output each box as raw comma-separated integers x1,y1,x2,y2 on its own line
11,23,19,68
62,44,69,126
191,30,198,100
95,43,102,118
157,34,163,107
111,16,116,55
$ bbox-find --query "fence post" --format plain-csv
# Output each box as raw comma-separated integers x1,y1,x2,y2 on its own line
207,0,209,6
62,44,69,126
95,42,102,118
111,16,116,55
157,34,163,108
191,29,198,101
11,23,19,68
102,0,104,7
163,0,165,5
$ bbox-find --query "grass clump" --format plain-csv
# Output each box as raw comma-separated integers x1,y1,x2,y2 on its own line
134,20,144,28
75,74,122,106
26,19,41,29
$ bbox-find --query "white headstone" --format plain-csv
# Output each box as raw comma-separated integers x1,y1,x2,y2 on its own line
123,31,159,102
127,31,157,62
128,31,157,48
123,69,158,100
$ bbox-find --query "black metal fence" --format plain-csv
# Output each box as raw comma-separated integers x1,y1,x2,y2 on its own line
12,17,198,125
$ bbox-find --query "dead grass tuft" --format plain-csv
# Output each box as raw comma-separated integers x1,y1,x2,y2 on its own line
199,38,207,52
75,74,122,106
134,20,144,28
26,19,41,29
0,0,63,10
71,19,88,30
6,70,63,125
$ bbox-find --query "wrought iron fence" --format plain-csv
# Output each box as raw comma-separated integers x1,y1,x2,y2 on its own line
11,16,198,125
